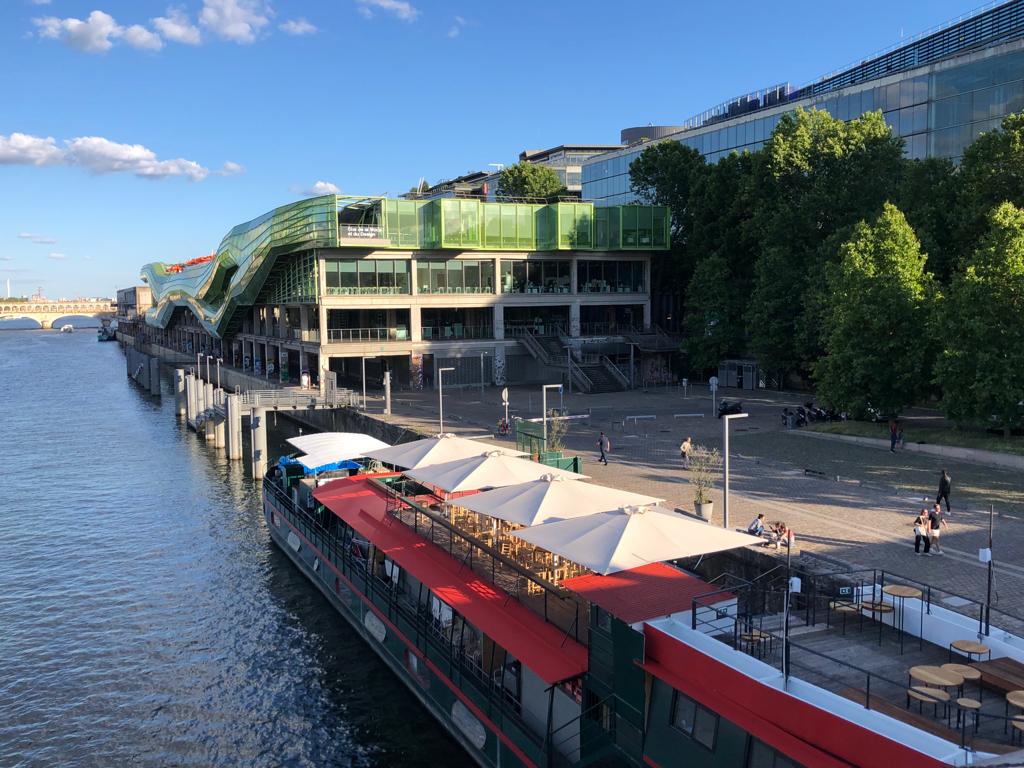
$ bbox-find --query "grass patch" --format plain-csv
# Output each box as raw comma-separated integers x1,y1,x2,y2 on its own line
807,421,1024,457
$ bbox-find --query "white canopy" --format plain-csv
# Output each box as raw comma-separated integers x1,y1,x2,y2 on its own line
511,506,756,575
286,432,390,472
403,451,587,494
459,475,663,527
361,433,525,471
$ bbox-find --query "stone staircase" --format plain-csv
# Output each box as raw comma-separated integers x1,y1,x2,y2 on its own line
518,330,628,394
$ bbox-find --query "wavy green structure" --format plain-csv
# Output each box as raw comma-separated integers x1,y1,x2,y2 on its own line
143,194,670,338
142,195,337,338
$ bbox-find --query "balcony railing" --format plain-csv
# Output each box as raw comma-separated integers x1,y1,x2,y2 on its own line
421,325,493,340
326,327,410,343
325,286,410,296
501,283,572,295
416,286,494,295
580,282,644,294
579,322,641,336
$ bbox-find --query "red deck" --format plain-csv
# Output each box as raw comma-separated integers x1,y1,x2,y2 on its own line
562,563,728,624
315,476,588,685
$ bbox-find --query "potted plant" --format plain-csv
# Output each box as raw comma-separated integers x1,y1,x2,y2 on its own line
689,445,722,521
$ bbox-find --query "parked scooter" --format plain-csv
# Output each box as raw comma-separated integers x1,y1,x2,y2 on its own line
717,400,744,418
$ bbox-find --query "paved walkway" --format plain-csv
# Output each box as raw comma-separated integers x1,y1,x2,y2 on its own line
369,383,1024,618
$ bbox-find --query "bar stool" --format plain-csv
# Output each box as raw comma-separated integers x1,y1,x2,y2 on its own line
955,697,981,732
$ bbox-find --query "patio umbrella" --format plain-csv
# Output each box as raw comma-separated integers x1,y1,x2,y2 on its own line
511,505,756,575
361,433,525,471
287,432,389,462
459,475,663,527
403,451,587,494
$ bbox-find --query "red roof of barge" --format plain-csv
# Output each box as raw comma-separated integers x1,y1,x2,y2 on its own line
314,476,588,685
561,563,729,624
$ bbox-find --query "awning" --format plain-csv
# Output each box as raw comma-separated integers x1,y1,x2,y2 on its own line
459,475,662,527
404,451,587,494
314,477,588,685
361,433,525,470
511,506,755,575
286,432,389,468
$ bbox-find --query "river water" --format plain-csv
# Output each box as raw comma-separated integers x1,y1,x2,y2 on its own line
0,331,470,767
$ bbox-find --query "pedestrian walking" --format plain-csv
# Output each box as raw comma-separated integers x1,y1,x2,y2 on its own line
928,503,949,554
889,419,900,453
596,432,610,465
912,508,931,555
679,436,693,468
936,469,952,515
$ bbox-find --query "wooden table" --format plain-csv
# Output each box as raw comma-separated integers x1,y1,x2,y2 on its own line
1005,689,1024,734
883,584,923,654
910,665,964,689
942,662,983,701
950,639,991,663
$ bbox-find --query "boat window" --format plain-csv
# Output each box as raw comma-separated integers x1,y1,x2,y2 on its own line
670,690,718,750
747,737,803,768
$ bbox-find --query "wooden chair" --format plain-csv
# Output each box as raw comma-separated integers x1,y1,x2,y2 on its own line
907,686,951,721
955,697,981,732
828,599,861,635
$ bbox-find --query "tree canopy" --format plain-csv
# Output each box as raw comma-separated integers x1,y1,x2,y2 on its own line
496,162,567,200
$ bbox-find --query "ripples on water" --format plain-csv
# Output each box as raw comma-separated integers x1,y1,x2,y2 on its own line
0,331,471,767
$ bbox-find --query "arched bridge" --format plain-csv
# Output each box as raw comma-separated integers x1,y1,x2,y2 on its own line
0,299,116,329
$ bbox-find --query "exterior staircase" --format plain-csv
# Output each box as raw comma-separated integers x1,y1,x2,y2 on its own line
622,326,678,353
519,330,628,394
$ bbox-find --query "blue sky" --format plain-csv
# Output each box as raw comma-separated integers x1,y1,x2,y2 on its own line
0,0,978,298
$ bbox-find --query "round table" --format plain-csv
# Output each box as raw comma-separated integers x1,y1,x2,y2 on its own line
883,584,923,654
1005,690,1024,734
950,639,991,663
910,665,964,688
942,663,983,700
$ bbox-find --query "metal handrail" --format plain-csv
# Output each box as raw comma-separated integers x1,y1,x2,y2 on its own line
601,356,629,388
326,327,407,343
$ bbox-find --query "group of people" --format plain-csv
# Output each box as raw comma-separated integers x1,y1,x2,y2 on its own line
746,513,795,547
912,470,954,555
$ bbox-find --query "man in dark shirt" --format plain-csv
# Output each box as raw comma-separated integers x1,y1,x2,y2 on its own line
936,469,952,515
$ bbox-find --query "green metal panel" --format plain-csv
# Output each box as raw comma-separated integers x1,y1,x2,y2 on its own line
644,679,751,768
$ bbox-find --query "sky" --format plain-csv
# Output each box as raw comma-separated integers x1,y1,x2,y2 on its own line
0,0,982,299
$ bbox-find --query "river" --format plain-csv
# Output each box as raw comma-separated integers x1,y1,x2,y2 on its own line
0,330,470,767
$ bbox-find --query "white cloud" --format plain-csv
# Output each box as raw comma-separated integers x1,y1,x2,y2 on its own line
307,180,341,195
0,133,63,166
48,252,66,260
30,0,52,5
34,10,122,53
122,24,163,51
0,131,221,182
153,7,201,45
447,15,466,38
218,161,245,175
17,233,57,245
199,0,271,43
280,18,316,36
0,256,13,262
357,0,420,22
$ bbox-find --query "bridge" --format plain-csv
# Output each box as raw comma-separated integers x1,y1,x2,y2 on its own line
0,299,116,329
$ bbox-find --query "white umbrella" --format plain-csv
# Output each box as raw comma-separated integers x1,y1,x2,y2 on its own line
286,432,389,460
361,433,525,471
511,505,756,575
459,475,663,527
404,451,587,494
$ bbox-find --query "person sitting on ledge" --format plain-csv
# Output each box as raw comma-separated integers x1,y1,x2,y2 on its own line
747,513,766,538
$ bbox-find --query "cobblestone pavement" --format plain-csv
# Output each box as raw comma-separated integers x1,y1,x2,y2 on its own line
371,383,1024,618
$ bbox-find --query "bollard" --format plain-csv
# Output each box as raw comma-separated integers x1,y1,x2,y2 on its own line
251,406,267,479
174,369,186,417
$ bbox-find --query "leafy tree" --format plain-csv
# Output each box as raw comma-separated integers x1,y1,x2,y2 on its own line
898,157,959,284
956,113,1024,259
936,202,1024,436
746,108,905,377
496,162,566,200
629,142,706,246
813,203,939,417
682,254,744,372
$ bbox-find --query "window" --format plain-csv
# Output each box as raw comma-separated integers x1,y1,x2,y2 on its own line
670,691,718,750
747,737,802,768
416,260,495,293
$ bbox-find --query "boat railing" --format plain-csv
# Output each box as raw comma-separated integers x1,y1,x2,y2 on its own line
370,477,589,646
263,478,548,759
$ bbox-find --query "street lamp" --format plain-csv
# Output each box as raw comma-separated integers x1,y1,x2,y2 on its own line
479,351,488,399
722,412,749,529
196,352,201,379
216,358,223,390
205,354,212,383
361,356,377,410
438,367,455,433
541,383,563,446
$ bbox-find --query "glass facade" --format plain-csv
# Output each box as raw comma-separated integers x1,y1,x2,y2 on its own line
499,260,571,293
583,41,1024,205
579,260,645,293
421,307,493,339
415,259,495,294
324,258,410,295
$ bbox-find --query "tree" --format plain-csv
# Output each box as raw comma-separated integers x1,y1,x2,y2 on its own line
898,157,959,284
746,108,906,377
936,202,1024,435
496,162,566,200
813,203,939,417
682,254,744,372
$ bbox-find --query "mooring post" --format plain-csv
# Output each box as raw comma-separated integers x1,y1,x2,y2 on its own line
185,374,196,427
204,382,215,441
251,406,267,480
174,369,186,417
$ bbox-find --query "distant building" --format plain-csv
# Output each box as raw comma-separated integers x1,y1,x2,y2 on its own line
518,145,622,196
115,286,152,341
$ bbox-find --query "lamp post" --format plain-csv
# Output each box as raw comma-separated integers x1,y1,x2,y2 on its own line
216,358,222,390
722,412,748,530
361,356,377,410
196,352,201,379
541,383,562,446
479,351,488,399
438,367,455,434
205,354,212,383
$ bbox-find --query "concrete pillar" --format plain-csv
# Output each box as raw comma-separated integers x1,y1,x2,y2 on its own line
570,302,581,337
185,374,197,426
175,369,187,417
214,413,226,449
226,394,243,460
409,306,422,342
204,382,215,441
149,357,161,397
570,257,578,294
251,406,267,479
492,304,504,340
643,301,651,330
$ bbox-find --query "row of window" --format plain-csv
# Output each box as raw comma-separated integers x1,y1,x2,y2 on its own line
323,258,645,295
